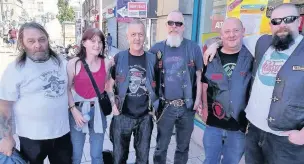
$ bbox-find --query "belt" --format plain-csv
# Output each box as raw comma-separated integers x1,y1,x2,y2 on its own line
75,101,95,107
164,99,185,107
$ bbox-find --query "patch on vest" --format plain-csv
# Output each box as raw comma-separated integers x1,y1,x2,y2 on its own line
211,73,223,80
292,65,304,71
212,102,225,119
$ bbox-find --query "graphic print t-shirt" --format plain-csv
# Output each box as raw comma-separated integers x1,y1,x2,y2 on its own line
122,53,149,118
149,39,203,100
202,48,244,131
0,57,69,139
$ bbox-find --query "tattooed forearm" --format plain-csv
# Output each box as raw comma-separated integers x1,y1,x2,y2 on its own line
107,92,115,106
0,100,13,139
0,115,12,138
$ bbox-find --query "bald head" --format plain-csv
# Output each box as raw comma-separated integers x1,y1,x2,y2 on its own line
221,17,244,33
167,10,184,23
220,17,245,53
271,3,299,19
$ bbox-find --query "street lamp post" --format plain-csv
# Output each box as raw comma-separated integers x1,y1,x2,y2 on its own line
80,0,82,36
99,0,102,30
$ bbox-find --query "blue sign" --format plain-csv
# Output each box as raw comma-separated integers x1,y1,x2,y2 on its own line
116,0,130,18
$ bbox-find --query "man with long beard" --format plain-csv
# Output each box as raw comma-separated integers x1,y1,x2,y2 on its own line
0,22,72,163
149,10,203,164
204,3,304,164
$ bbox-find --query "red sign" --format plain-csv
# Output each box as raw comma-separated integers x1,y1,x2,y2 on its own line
211,15,225,32
117,17,133,23
128,2,147,11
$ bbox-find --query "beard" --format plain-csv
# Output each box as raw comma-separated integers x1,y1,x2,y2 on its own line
271,30,295,51
27,50,50,63
166,34,183,47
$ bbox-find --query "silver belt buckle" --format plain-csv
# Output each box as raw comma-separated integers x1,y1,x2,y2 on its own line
171,99,184,107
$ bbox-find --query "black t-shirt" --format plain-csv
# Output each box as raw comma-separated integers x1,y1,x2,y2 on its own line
111,52,149,118
202,47,246,131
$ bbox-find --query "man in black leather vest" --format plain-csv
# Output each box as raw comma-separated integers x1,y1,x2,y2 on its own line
149,10,203,164
201,18,252,164
108,19,158,164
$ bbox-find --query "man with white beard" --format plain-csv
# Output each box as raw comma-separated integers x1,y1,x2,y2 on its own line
149,10,203,164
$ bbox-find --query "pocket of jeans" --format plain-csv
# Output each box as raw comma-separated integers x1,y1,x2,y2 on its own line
284,136,303,147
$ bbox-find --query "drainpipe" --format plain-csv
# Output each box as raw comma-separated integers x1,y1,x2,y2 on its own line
191,0,201,42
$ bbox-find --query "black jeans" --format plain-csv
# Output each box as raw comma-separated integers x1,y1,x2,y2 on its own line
153,105,195,164
110,114,153,164
246,123,304,164
19,132,72,164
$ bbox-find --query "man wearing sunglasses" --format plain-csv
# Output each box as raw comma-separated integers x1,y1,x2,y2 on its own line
149,10,203,164
203,3,304,164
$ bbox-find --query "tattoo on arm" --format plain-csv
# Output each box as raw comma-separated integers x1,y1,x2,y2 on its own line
107,92,115,106
0,109,13,139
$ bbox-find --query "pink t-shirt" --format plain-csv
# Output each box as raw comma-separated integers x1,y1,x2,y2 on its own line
74,59,106,99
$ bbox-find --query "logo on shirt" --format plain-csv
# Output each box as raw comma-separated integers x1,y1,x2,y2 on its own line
223,63,236,77
165,56,184,81
129,65,147,97
258,51,289,86
40,70,66,98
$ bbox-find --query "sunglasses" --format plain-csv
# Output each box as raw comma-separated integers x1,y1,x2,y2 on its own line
270,16,299,25
167,21,183,27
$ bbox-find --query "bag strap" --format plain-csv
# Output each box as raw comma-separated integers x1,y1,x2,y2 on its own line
80,58,103,99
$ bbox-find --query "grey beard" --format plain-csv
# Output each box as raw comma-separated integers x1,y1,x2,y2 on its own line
27,52,50,63
166,35,183,47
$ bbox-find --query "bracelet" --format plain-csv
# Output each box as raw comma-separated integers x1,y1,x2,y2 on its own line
69,104,75,110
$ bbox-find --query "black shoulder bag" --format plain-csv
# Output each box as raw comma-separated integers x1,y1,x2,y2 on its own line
80,58,112,116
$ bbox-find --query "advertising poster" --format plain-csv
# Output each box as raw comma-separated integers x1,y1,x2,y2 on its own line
128,2,147,18
226,0,270,35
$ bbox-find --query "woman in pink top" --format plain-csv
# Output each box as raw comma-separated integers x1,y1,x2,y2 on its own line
66,28,109,164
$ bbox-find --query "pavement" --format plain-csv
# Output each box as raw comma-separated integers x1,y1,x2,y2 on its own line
0,46,245,164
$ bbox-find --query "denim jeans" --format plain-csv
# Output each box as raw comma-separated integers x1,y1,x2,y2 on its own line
0,149,27,164
245,122,304,164
153,105,195,164
69,106,107,164
203,126,245,164
110,114,153,164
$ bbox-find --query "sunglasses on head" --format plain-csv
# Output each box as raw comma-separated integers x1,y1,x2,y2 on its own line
167,21,183,27
270,16,299,25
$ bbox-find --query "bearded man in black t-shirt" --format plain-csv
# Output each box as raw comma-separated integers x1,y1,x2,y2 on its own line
200,18,253,164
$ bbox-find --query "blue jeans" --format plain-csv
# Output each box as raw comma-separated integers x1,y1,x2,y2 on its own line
69,106,107,164
0,148,27,164
153,105,195,164
203,126,245,164
245,122,304,164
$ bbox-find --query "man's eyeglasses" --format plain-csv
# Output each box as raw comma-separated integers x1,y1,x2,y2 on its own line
270,16,299,25
167,21,183,27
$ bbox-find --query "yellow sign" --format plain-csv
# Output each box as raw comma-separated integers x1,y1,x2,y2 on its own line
226,0,271,35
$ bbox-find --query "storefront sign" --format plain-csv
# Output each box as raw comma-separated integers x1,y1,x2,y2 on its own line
211,15,225,32
128,2,147,18
117,0,130,22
